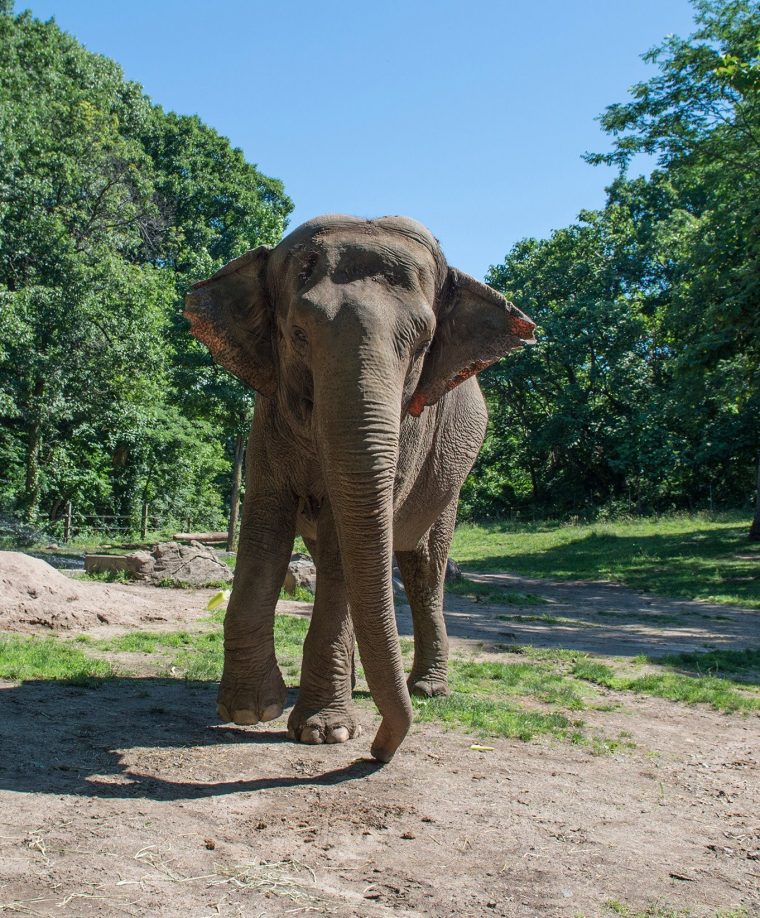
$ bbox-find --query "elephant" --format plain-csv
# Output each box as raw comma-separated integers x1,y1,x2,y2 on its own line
184,214,535,762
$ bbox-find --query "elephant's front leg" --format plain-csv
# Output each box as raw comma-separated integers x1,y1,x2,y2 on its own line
218,486,297,726
287,504,361,745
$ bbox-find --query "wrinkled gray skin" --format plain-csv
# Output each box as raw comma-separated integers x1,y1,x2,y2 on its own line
185,215,535,762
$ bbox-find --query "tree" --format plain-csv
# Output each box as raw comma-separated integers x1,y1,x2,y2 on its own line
0,10,291,533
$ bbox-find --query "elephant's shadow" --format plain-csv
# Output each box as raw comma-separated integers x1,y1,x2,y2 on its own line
0,677,382,800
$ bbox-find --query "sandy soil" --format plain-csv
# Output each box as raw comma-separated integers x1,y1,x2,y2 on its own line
0,561,758,917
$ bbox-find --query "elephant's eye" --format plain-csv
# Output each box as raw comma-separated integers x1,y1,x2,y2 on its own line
292,327,308,352
414,341,431,360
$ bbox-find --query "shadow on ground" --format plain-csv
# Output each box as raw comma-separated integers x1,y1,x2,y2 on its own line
0,677,381,800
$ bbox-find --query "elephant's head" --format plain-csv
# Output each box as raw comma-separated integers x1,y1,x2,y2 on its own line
185,215,535,760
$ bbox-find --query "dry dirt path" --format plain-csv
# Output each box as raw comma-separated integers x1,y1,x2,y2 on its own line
0,573,758,917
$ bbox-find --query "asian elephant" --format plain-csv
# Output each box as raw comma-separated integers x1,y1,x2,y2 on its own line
184,215,535,762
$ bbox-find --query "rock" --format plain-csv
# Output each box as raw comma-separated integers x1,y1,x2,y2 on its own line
445,558,463,582
147,541,232,586
282,552,316,595
84,541,232,586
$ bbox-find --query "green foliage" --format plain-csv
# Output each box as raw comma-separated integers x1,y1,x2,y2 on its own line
466,0,760,523
0,10,291,533
452,513,760,608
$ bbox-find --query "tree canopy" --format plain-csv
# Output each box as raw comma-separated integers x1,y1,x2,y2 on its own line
0,1,757,538
464,0,759,523
0,8,292,531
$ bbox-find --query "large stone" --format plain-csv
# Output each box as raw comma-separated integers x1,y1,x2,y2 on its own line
84,541,232,586
282,553,316,596
445,558,463,583
147,541,232,586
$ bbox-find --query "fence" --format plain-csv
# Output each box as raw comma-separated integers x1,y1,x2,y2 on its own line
59,501,168,541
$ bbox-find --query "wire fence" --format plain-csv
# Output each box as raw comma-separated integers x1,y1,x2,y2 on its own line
57,501,174,541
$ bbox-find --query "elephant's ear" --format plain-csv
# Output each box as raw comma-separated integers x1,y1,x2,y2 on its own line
184,246,276,396
408,268,536,417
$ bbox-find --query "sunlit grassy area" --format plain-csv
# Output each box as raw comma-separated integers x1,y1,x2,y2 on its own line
452,513,760,609
0,634,113,683
3,613,757,748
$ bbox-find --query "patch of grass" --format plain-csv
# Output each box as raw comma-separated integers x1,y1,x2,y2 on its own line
74,569,133,584
91,631,196,654
446,577,546,606
572,658,760,713
654,647,760,684
279,585,314,603
412,694,571,741
0,635,113,683
452,512,760,609
449,659,588,710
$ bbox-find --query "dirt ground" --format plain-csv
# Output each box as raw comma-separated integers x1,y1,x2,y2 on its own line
1,562,758,917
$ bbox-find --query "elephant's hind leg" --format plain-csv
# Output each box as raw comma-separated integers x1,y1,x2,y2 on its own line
396,500,457,698
287,505,361,745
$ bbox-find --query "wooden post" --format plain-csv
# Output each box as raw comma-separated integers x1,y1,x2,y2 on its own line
64,500,72,543
227,433,245,552
141,501,149,540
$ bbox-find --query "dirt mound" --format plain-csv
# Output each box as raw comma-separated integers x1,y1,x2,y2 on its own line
0,551,155,632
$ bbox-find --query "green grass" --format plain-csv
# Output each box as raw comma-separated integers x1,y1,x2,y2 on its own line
0,635,113,683
279,585,315,602
451,512,760,608
655,647,760,684
412,694,571,741
572,659,760,713
448,659,588,710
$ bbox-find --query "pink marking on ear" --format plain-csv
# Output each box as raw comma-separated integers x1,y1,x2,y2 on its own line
444,358,495,392
407,392,427,417
511,315,537,340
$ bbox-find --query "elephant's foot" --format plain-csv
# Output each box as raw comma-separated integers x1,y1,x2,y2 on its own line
407,671,449,698
217,660,287,726
287,700,362,745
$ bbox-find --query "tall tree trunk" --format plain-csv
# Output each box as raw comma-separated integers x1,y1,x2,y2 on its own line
227,433,245,552
749,454,760,542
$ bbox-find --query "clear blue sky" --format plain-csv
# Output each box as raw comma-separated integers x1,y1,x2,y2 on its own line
21,0,697,279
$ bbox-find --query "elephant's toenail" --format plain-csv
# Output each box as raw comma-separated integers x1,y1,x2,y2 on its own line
326,726,350,743
217,703,231,722
300,726,323,745
232,709,259,725
260,703,283,722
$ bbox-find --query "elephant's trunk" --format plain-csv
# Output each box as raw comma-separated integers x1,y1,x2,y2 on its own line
314,365,412,762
